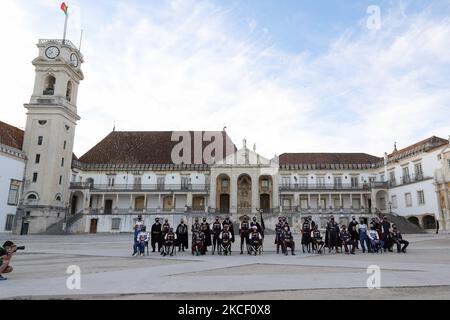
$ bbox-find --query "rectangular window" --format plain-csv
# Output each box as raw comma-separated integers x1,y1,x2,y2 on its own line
61,158,65,167
32,173,38,183
351,177,359,188
414,163,423,179
389,171,396,185
417,190,425,205
391,195,398,208
403,166,410,183
111,218,121,231
317,177,325,187
300,198,308,209
38,136,43,145
157,177,165,190
380,174,385,182
59,175,63,185
369,177,376,184
405,193,412,207
7,180,21,205
299,177,308,188
35,154,41,164
333,177,342,188
334,198,341,209
107,176,116,187
282,176,291,187
63,141,67,150
5,215,15,231
282,198,292,208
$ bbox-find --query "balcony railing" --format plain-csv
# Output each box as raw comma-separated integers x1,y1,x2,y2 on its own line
280,183,370,192
70,183,210,192
282,206,371,214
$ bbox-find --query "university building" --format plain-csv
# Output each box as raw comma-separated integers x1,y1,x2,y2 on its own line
0,38,449,234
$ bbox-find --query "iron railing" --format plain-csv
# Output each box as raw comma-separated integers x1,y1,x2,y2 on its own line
280,183,370,192
70,183,210,192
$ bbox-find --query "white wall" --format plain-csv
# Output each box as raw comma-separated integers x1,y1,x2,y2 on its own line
0,153,25,232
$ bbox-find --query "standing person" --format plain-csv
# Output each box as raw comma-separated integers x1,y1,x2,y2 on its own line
348,216,359,249
192,217,201,233
381,216,393,252
301,217,312,253
239,215,251,254
326,216,340,253
162,218,171,238
201,218,212,252
275,217,284,254
211,217,222,255
222,217,235,244
176,219,189,252
250,216,262,234
137,226,149,256
436,220,440,235
132,215,144,256
0,241,17,281
358,218,370,253
151,218,163,253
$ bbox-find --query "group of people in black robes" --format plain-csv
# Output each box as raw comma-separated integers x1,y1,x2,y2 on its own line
132,214,409,257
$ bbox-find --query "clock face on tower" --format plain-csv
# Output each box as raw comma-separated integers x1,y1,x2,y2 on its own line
70,53,79,68
45,46,60,59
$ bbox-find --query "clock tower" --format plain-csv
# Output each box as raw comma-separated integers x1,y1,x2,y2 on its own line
16,39,84,234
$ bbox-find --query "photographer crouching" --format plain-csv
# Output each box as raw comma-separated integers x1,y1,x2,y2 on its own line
0,241,25,281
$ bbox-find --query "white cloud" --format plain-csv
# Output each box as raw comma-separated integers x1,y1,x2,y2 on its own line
0,0,449,160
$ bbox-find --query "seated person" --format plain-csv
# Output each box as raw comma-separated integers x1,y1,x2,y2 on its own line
391,224,409,253
367,225,383,253
219,225,233,256
311,225,325,254
281,226,296,256
340,225,355,255
163,228,178,256
248,226,263,256
192,230,206,256
0,241,16,281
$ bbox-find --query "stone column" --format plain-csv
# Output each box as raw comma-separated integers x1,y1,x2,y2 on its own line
252,173,259,213
230,174,238,214
272,174,279,211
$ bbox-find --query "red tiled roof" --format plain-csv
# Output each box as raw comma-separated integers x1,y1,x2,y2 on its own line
79,131,236,165
279,153,382,165
388,136,448,161
0,121,24,150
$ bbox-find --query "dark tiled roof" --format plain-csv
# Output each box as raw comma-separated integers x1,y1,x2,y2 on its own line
0,121,24,150
79,131,236,165
279,153,382,166
388,136,448,163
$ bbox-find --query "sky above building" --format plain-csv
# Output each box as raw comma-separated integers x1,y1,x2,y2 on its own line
0,0,449,159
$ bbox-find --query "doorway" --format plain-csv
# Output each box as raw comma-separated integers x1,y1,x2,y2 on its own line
90,219,98,234
260,194,270,212
135,197,145,211
220,194,230,213
104,200,113,215
71,195,78,215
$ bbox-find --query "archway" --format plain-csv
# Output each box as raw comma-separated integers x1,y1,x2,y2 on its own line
423,215,437,229
375,190,388,211
237,174,252,211
408,216,420,227
43,75,56,95
70,192,85,215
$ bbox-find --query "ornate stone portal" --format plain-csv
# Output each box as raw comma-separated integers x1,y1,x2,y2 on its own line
238,175,252,209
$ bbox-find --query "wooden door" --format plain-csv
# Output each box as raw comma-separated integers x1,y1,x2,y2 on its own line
260,194,270,212
220,194,230,213
89,219,98,234
135,197,145,210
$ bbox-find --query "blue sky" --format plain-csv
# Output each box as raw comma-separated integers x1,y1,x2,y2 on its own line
0,0,449,158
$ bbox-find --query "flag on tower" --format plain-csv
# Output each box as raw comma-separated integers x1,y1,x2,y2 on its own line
61,2,69,15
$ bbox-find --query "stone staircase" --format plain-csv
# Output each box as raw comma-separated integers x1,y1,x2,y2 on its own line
44,212,85,235
384,213,426,234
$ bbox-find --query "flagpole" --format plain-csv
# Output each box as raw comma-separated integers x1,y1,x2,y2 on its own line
63,12,68,44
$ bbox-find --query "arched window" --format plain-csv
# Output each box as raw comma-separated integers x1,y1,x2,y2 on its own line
43,75,56,95
66,81,72,102
55,194,62,202
26,193,38,200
